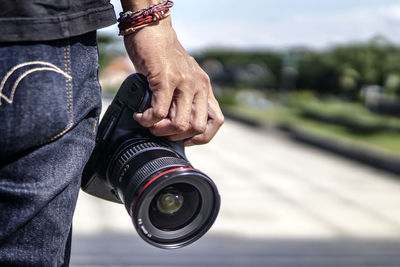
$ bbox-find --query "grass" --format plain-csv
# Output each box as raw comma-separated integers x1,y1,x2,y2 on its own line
221,94,400,156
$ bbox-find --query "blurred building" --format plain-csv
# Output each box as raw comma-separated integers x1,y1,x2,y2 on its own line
99,56,135,92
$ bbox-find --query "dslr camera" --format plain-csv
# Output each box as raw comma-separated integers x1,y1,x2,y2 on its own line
81,74,220,249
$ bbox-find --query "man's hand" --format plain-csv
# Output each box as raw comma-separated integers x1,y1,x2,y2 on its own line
123,16,224,146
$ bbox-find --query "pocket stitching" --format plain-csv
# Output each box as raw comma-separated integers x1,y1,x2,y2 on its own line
39,42,74,145
0,61,72,105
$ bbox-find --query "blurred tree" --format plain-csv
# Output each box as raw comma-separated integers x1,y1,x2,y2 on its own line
385,74,400,97
195,49,282,89
339,66,360,99
194,36,400,101
296,49,339,95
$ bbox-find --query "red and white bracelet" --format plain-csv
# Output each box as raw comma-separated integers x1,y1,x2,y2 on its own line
118,0,174,36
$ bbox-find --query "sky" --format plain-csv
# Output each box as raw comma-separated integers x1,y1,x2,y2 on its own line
102,0,400,51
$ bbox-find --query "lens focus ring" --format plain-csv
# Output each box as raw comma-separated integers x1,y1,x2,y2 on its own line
123,156,191,209
130,156,191,189
110,140,192,209
115,141,161,172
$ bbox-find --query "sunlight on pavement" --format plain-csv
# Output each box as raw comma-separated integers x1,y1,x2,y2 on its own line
74,119,400,240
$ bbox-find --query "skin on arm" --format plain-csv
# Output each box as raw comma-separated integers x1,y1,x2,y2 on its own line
120,0,224,146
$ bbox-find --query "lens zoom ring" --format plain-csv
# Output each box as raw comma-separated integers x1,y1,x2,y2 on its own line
129,157,192,193
116,141,162,171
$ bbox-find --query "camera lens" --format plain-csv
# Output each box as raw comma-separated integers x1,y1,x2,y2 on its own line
108,139,220,249
150,183,201,231
156,188,184,215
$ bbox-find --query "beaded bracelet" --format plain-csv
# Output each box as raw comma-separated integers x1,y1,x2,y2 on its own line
118,1,173,28
118,0,174,36
119,10,171,35
119,0,168,20
118,4,171,30
119,10,171,36
118,8,170,35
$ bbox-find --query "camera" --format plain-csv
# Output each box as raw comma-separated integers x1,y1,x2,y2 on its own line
81,74,220,249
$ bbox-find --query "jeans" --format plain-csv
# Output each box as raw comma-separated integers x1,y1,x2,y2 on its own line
0,32,102,266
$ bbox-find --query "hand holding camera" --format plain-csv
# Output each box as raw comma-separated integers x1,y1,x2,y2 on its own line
81,74,220,249
123,16,224,146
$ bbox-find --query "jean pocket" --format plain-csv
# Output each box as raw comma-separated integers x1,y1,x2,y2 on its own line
0,60,73,158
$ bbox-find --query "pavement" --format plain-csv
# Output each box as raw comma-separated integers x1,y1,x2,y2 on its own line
71,107,400,266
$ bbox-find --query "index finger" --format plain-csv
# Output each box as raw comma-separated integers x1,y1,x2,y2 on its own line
134,77,174,127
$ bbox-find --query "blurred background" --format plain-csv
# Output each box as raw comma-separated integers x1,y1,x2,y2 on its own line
71,1,400,266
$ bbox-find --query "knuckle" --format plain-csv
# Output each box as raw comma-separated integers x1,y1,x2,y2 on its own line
216,113,225,126
192,121,207,134
173,121,190,132
201,72,211,84
171,71,185,84
152,107,168,120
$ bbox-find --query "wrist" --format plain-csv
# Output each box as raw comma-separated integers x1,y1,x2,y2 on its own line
118,0,173,36
123,16,175,43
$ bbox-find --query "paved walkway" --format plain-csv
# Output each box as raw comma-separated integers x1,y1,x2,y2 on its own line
72,115,400,266
74,118,400,238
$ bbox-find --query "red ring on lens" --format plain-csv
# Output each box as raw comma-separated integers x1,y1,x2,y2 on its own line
132,167,195,213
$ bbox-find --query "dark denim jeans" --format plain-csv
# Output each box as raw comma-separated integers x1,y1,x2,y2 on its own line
0,32,102,266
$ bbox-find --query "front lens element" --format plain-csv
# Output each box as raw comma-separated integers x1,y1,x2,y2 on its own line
156,188,184,214
149,183,201,231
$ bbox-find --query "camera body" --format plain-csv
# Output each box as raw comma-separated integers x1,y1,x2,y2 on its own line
81,73,181,203
82,74,220,249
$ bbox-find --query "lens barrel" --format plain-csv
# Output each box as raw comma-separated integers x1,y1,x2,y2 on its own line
108,139,220,249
